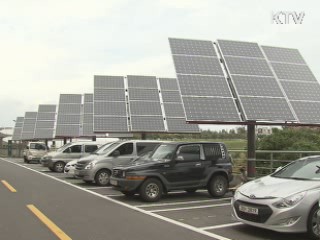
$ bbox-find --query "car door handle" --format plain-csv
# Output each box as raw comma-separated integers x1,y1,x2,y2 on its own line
195,163,201,167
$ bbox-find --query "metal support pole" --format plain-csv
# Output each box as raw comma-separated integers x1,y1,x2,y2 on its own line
141,133,147,140
63,138,67,145
92,136,96,141
247,124,256,178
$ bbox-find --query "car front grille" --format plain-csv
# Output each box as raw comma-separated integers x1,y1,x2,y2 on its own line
75,163,86,170
234,200,273,223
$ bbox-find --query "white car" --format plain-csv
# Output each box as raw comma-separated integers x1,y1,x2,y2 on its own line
64,159,78,178
232,155,320,240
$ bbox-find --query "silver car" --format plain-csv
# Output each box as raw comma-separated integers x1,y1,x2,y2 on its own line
232,155,320,240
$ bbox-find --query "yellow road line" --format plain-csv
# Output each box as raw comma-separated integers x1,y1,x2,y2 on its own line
1,180,17,192
27,204,72,240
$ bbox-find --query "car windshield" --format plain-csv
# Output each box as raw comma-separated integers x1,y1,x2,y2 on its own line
149,144,176,161
272,157,320,180
56,142,73,152
93,142,118,155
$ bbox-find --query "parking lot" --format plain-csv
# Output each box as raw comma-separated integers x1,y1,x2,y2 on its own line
5,157,313,240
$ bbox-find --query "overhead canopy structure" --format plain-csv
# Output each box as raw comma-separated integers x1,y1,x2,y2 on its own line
93,75,200,133
169,38,320,125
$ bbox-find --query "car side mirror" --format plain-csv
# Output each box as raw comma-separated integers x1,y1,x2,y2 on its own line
112,150,120,157
64,148,71,153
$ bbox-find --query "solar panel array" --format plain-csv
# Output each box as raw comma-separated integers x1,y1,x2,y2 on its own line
34,105,56,139
261,46,320,124
169,37,320,125
83,94,95,136
169,38,241,122
12,117,24,141
21,112,38,140
55,94,82,137
93,75,200,133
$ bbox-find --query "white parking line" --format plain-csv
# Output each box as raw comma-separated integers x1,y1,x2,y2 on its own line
150,203,230,213
86,186,113,190
1,158,233,240
136,198,231,208
104,194,126,197
201,222,243,230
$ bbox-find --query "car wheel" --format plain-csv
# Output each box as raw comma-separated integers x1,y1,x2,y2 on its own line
307,204,320,239
185,188,197,193
208,175,228,197
121,191,135,197
48,166,55,171
54,162,65,173
94,169,111,186
139,178,163,202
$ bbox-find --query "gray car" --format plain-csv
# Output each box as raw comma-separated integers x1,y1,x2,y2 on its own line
232,155,320,239
74,140,162,185
40,141,102,173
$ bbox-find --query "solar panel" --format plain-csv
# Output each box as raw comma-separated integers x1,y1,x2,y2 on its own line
166,118,200,133
261,46,306,64
262,46,320,124
94,76,127,133
169,38,242,123
161,91,182,103
163,103,185,118
159,78,179,91
34,104,56,139
128,88,160,101
217,40,264,58
56,94,82,137
12,117,24,141
129,101,162,116
127,75,158,88
21,112,37,140
83,93,94,136
130,116,165,132
240,97,296,121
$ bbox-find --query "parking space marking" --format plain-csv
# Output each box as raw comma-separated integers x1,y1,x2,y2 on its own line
86,186,113,190
150,203,230,213
137,198,231,208
27,204,72,240
3,158,233,240
201,222,243,230
1,180,17,192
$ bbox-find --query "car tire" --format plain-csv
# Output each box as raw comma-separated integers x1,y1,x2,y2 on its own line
48,166,55,171
208,175,228,197
53,161,65,173
307,204,320,240
139,178,163,202
121,191,135,197
94,169,111,186
185,188,197,193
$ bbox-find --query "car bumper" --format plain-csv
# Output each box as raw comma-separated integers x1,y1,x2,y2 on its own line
40,159,51,167
110,177,142,192
231,195,308,233
64,168,76,178
74,169,95,181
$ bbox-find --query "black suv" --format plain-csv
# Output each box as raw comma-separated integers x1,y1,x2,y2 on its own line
110,142,233,202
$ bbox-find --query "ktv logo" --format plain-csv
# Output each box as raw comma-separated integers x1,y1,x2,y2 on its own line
272,11,305,24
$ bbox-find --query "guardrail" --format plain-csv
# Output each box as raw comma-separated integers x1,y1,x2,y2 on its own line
229,150,320,177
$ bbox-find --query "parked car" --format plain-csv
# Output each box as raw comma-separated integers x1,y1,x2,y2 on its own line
110,142,233,202
74,140,162,186
232,155,320,240
40,141,102,173
64,141,116,178
23,142,48,163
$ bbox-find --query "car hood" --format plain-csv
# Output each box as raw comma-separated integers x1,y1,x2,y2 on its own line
238,175,320,198
78,154,98,164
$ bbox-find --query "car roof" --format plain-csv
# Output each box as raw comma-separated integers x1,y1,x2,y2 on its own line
160,141,224,145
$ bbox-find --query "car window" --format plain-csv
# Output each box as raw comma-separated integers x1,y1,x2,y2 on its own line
203,144,224,161
113,143,133,156
35,144,47,151
65,145,82,153
30,143,37,149
85,145,98,153
177,145,200,161
137,143,160,156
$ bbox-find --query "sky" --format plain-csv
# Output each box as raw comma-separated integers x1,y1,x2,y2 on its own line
0,0,319,131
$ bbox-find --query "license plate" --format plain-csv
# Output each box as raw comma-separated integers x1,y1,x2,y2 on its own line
110,180,118,186
239,205,259,215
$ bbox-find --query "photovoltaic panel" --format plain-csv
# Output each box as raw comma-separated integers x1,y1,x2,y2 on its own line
217,39,296,122
261,46,306,64
21,112,37,140
169,38,217,56
82,93,94,136
94,75,127,132
159,78,179,91
167,118,200,133
94,116,128,132
34,104,56,139
127,75,157,89
12,117,24,141
240,97,295,121
129,101,162,116
56,94,82,137
130,116,165,132
128,88,160,101
163,103,185,118
262,45,320,124
169,38,241,123
161,91,182,103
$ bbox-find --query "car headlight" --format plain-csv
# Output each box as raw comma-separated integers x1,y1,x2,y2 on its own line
273,191,306,209
234,190,241,199
85,161,97,170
